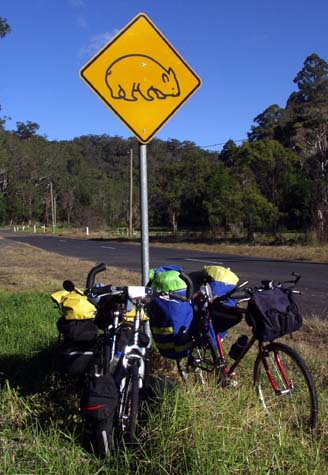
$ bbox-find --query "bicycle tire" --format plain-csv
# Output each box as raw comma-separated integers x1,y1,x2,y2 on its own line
118,360,140,446
253,342,318,429
178,334,218,384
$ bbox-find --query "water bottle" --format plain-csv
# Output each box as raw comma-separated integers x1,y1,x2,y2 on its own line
228,335,249,360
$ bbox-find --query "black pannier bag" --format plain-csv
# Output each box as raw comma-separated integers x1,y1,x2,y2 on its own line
57,317,98,343
210,301,242,333
80,372,119,457
246,286,303,342
56,318,98,376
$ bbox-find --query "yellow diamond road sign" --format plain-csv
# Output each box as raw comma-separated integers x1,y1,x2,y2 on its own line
80,13,201,144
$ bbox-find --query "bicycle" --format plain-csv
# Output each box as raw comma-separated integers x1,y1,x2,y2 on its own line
175,272,319,430
62,263,190,452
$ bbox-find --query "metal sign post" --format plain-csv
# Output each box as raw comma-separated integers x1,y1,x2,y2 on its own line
139,143,149,285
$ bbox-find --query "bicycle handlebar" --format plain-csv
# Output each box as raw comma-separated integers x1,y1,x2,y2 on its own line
212,273,302,305
178,271,194,300
86,283,189,303
86,262,107,290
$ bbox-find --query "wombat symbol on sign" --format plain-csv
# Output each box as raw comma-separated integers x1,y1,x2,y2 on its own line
105,54,181,102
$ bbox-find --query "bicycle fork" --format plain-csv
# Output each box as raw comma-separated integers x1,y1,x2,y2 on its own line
261,346,294,396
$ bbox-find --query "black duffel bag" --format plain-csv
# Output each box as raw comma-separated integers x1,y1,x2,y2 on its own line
246,286,302,342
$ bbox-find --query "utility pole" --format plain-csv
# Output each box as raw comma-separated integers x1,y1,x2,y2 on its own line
129,148,133,238
50,181,55,232
54,196,57,229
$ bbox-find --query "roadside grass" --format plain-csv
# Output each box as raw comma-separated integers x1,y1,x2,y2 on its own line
147,241,328,263
0,242,327,473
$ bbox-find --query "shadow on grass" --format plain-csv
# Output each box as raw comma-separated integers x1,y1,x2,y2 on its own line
0,343,84,436
0,345,177,447
0,342,64,395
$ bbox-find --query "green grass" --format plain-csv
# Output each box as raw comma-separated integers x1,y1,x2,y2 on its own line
0,292,327,474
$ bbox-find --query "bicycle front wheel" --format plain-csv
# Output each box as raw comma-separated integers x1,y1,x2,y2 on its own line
254,342,318,429
118,360,140,446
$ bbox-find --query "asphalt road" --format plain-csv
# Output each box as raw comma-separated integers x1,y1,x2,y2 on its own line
1,230,328,318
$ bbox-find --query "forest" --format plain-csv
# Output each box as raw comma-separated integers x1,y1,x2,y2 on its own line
1,18,328,242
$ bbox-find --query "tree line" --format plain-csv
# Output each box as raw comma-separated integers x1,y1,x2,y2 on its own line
1,18,328,242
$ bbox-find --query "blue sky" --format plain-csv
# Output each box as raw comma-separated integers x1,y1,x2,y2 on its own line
1,0,328,150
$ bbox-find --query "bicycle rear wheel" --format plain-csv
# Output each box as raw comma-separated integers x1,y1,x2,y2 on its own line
177,334,218,384
118,360,140,446
253,342,318,429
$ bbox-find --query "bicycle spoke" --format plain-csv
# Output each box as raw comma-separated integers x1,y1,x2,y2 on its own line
178,336,218,385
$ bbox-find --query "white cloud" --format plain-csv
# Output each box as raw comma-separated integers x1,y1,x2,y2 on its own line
79,31,119,57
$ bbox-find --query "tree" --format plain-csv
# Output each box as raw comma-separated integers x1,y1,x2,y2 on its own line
0,17,10,38
248,105,283,142
240,186,280,242
237,139,299,209
0,17,11,128
14,121,40,140
219,140,239,168
282,54,328,158
204,165,243,236
0,105,10,130
283,54,328,239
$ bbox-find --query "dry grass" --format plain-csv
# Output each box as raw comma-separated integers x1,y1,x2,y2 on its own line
149,241,328,262
0,238,140,293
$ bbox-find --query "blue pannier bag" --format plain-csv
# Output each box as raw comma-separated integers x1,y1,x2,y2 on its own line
202,266,241,336
147,294,194,359
147,265,195,359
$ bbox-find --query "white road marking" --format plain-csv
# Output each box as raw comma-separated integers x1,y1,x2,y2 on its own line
101,245,116,250
184,258,223,265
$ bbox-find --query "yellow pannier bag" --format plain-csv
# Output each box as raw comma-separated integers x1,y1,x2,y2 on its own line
203,265,239,286
51,289,96,320
125,305,148,322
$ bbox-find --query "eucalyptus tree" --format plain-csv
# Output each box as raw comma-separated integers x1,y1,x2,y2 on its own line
219,140,239,168
0,17,11,129
248,105,284,143
282,53,328,239
237,139,299,209
148,140,214,233
14,121,40,141
0,16,10,38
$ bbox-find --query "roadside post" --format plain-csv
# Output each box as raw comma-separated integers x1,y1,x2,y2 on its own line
80,12,201,284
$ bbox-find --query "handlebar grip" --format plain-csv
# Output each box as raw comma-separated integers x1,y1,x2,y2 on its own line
88,284,113,296
63,280,75,292
86,262,107,289
178,272,194,300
